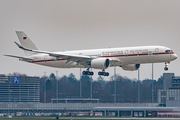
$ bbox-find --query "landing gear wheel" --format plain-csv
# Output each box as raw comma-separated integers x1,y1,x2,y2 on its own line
164,67,168,71
82,71,87,75
90,72,94,76
98,71,109,76
82,71,94,76
98,72,102,76
105,72,109,76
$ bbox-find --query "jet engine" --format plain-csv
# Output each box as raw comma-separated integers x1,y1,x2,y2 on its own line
121,64,140,71
91,58,110,69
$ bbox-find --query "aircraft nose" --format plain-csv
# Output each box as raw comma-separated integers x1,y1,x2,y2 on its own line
172,54,178,60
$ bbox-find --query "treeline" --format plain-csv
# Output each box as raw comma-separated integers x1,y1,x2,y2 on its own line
39,73,163,103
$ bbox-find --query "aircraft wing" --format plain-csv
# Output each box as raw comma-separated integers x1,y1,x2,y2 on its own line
4,54,34,62
14,42,92,66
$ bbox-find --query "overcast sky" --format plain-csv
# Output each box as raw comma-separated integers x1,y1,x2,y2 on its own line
0,0,180,80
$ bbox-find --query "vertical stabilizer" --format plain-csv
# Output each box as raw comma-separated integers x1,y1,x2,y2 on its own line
16,31,39,56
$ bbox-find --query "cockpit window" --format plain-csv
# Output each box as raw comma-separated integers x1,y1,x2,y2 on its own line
165,50,173,53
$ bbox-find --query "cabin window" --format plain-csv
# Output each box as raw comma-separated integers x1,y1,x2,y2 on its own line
139,50,142,54
130,50,134,54
134,50,138,54
148,51,152,55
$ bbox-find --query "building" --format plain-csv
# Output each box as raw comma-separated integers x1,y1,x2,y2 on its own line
158,73,180,104
0,74,40,102
158,89,180,104
163,73,174,90
172,76,180,88
0,102,179,117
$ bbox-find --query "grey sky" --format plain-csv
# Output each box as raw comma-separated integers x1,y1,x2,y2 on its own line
0,0,180,80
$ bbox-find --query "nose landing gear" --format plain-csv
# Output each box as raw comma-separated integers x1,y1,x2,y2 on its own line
164,62,169,71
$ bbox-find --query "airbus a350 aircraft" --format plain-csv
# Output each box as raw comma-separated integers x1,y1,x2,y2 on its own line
4,31,178,76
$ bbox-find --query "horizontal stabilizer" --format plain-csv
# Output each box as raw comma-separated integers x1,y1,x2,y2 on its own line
4,54,34,62
14,41,33,52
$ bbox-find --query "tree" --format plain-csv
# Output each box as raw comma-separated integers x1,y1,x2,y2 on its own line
49,73,56,80
80,75,91,98
46,79,52,90
157,76,163,85
97,76,106,87
68,73,77,83
39,76,48,102
37,72,162,103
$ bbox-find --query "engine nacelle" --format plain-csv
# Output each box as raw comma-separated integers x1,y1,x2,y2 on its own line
91,58,110,69
121,64,140,71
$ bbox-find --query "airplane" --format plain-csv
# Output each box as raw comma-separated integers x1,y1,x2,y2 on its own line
4,31,178,76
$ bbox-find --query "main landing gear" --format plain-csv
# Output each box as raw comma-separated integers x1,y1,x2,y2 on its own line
98,69,109,76
164,62,169,71
82,68,94,76
82,69,109,76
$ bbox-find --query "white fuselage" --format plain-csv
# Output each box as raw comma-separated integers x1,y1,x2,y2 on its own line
27,45,177,69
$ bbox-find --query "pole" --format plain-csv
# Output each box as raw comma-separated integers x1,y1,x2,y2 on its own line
114,67,116,103
90,77,92,99
152,63,154,103
44,72,46,103
138,69,140,103
80,68,82,98
56,71,58,103
90,69,92,99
